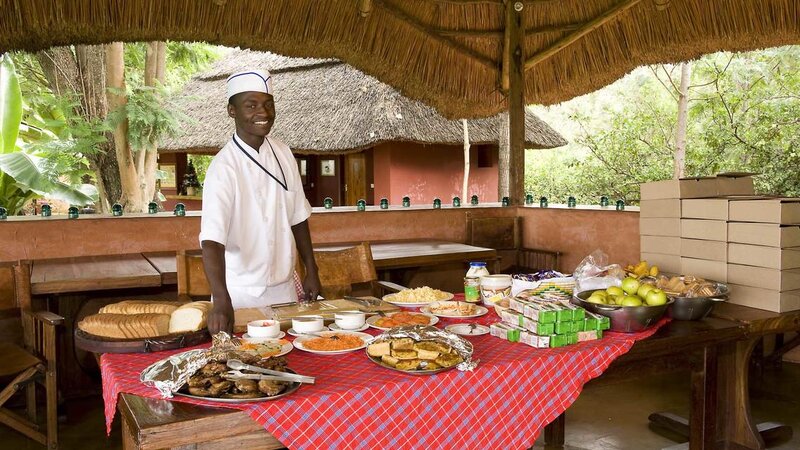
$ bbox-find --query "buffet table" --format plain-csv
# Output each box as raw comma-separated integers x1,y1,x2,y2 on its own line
104,312,666,450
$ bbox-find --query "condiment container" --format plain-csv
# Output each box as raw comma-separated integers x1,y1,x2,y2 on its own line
480,274,512,306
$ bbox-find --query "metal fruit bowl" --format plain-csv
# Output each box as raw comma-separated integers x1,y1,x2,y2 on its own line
664,280,729,321
573,290,673,333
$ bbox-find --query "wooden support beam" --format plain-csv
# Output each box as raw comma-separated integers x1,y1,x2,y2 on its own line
524,0,643,71
436,22,583,39
358,0,373,17
507,0,526,205
378,1,498,71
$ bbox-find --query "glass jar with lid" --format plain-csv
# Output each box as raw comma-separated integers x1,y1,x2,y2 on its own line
466,262,490,278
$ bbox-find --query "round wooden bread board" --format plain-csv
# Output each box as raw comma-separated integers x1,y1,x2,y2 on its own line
74,328,211,354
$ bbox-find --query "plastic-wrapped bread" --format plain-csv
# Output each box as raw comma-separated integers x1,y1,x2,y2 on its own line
169,302,212,333
78,313,171,339
99,300,181,315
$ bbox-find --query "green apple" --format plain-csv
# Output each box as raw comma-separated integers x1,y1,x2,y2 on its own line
586,294,607,304
593,290,609,298
621,277,641,295
637,283,655,298
621,295,643,307
645,288,668,306
606,286,624,297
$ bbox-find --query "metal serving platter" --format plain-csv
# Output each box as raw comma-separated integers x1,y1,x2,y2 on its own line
176,369,301,403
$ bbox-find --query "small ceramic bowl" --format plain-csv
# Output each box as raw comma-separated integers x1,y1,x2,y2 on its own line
292,315,325,334
247,320,281,338
334,311,366,330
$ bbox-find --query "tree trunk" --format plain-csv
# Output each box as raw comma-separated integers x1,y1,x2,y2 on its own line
674,62,691,179
462,119,470,200
37,45,122,212
106,42,144,212
498,111,510,200
140,41,167,205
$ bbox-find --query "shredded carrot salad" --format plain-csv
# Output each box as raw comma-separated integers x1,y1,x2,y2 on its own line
302,334,364,351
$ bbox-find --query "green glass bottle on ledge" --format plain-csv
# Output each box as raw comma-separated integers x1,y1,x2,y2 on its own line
357,199,366,211
148,202,158,214
452,196,461,207
600,196,609,207
501,196,510,207
470,195,479,205
323,197,333,209
539,196,548,208
68,206,79,219
380,198,389,209
41,204,52,217
615,199,625,211
433,198,441,209
402,196,411,207
567,196,576,208
174,203,186,216
525,194,534,205
112,203,124,216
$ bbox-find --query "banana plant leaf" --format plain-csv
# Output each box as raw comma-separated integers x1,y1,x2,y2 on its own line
0,55,23,154
0,152,94,205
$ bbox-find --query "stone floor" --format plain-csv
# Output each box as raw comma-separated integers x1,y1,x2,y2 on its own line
2,363,799,450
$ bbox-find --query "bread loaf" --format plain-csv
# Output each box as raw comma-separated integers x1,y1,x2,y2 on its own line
99,300,181,315
169,301,212,333
79,313,171,339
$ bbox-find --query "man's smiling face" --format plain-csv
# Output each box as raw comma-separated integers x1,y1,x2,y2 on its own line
228,91,276,139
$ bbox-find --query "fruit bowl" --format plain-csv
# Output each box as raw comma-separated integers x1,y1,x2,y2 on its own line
666,281,728,321
573,290,673,333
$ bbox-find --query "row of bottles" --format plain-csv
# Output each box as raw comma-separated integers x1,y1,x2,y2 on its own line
0,202,188,219
322,195,626,210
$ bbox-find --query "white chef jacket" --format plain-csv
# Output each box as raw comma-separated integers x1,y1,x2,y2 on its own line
199,134,312,308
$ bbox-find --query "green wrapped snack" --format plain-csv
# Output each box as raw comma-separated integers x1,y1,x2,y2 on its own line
573,320,586,332
584,316,599,331
566,332,578,345
554,321,572,335
549,334,569,348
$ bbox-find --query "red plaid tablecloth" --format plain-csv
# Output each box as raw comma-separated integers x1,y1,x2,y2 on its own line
102,302,667,450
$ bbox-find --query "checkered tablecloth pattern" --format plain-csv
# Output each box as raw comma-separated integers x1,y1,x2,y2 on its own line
101,300,667,450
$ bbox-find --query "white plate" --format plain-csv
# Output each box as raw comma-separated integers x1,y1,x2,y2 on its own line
382,291,454,308
420,304,489,319
445,323,490,336
242,331,286,341
237,340,293,358
328,323,370,332
287,328,327,337
292,331,373,355
365,312,440,331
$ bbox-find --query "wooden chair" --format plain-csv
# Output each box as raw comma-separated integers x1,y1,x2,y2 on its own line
176,250,210,300
299,242,404,300
0,261,63,449
466,214,561,273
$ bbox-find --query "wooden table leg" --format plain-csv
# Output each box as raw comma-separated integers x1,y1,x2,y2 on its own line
717,339,764,449
542,412,565,450
690,345,717,449
122,411,139,450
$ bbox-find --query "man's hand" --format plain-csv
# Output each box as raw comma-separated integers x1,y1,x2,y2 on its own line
302,271,322,302
207,302,234,335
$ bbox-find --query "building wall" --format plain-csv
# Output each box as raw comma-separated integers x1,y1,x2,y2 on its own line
0,206,639,272
372,142,499,205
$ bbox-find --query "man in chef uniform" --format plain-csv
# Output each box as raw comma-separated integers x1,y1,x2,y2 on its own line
200,69,320,334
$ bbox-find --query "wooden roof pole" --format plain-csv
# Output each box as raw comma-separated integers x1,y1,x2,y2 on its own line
524,0,643,71
507,0,525,205
377,1,498,71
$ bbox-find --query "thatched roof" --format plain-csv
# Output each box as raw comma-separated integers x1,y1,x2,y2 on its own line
159,50,567,154
2,0,798,118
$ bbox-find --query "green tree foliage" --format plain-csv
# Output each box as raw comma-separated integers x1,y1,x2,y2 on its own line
527,45,800,204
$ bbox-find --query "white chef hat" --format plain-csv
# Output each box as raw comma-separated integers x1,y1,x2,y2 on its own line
226,70,273,100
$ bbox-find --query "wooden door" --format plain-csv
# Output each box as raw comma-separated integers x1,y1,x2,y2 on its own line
345,152,367,206
295,155,316,204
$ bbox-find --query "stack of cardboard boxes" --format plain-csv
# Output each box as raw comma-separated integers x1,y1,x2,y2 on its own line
639,175,754,276
726,199,800,312
639,175,800,312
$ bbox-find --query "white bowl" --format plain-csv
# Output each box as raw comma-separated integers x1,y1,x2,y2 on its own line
247,320,281,338
334,311,366,330
291,315,325,334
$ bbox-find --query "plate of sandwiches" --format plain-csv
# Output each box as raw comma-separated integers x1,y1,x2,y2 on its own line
365,337,465,375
